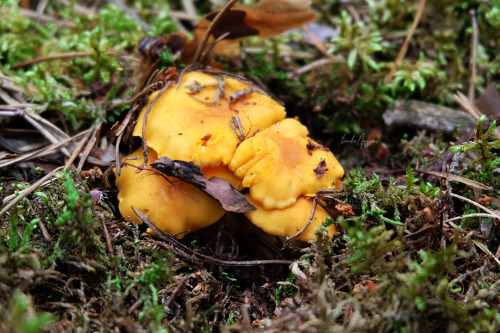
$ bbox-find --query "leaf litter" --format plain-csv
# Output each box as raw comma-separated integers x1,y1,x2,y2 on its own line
0,0,499,332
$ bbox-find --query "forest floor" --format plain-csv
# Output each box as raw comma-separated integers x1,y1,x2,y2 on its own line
0,1,499,332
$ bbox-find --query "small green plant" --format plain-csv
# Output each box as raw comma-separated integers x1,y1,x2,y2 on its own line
221,271,237,282
449,114,500,175
329,10,384,71
8,214,39,251
275,273,295,306
338,217,402,273
52,169,105,258
343,169,405,225
0,290,54,333
226,311,236,325
419,182,440,197
139,257,174,285
389,53,444,96
159,46,175,70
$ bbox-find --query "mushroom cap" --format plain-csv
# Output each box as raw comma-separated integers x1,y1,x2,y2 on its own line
243,195,336,242
229,118,344,209
115,148,225,238
202,164,243,190
133,71,286,168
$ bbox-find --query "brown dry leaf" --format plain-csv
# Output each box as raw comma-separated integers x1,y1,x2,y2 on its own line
138,0,315,70
335,202,355,218
353,280,377,293
474,83,500,118
151,156,255,213
190,0,316,60
313,159,328,178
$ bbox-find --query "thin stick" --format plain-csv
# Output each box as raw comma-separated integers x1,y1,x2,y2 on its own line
0,166,64,218
0,130,90,169
468,9,478,101
105,0,151,31
453,91,482,120
11,51,117,70
164,275,190,309
191,0,240,65
448,192,500,219
282,199,317,249
77,121,103,170
22,110,71,157
414,168,492,191
141,82,173,165
100,213,115,258
133,207,293,266
454,91,500,138
35,0,49,15
443,213,500,224
24,109,72,139
446,220,500,267
386,0,426,83
0,126,94,216
37,216,51,241
108,80,161,109
114,104,140,176
64,127,94,169
288,59,336,80
19,8,77,28
302,25,335,60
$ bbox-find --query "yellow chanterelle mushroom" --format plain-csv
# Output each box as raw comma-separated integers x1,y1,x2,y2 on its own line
244,195,336,242
229,118,344,209
115,148,226,238
116,70,345,241
133,71,286,168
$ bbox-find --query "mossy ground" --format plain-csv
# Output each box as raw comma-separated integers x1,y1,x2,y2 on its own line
0,1,499,332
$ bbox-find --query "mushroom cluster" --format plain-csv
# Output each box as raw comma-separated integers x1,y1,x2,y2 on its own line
115,71,344,241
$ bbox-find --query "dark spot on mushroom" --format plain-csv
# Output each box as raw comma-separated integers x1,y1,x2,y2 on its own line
313,160,328,178
306,139,330,155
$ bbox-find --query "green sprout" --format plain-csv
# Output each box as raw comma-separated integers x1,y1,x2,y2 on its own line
275,273,295,307
449,114,500,174
329,10,383,71
390,53,443,95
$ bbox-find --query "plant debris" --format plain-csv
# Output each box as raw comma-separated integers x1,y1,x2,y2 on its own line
151,156,255,213
0,0,499,332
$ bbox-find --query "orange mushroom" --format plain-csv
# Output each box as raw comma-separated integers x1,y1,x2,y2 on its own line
243,194,336,242
116,70,345,241
115,148,226,238
133,71,286,168
229,118,344,209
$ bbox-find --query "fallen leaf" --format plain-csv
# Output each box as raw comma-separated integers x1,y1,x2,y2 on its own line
335,202,355,218
194,0,316,59
474,83,500,118
139,0,317,68
151,156,255,213
306,139,330,155
313,159,328,178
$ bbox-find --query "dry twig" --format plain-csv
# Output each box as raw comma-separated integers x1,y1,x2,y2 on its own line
0,166,64,218
132,207,293,266
468,9,478,101
11,51,117,70
282,199,317,249
191,0,239,65
386,0,427,83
